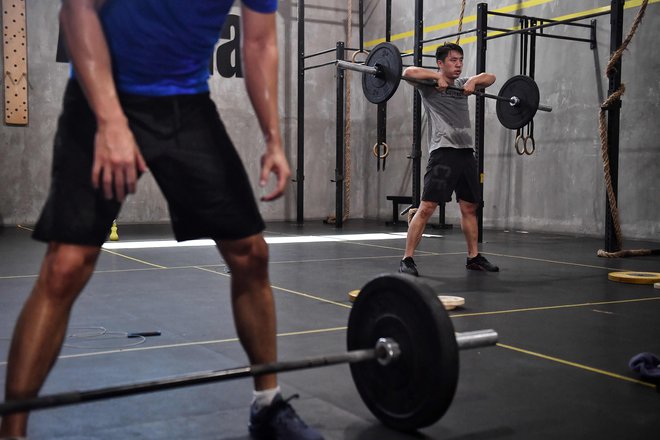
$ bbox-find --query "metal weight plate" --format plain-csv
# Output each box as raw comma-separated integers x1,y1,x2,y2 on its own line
362,42,403,104
347,274,459,431
496,75,540,130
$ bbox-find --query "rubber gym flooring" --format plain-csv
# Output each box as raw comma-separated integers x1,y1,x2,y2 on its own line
1,220,659,439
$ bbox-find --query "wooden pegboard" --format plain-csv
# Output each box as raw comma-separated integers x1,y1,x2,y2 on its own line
2,0,28,125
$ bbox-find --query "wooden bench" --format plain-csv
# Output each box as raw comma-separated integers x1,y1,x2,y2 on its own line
386,195,413,226
385,195,454,229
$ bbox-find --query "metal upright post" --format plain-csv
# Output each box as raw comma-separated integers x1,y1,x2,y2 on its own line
359,0,364,51
335,41,346,228
411,0,423,206
605,0,624,251
296,0,305,224
376,0,391,174
386,0,391,42
475,3,488,243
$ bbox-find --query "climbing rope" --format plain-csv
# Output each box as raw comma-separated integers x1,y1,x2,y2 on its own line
455,0,466,45
344,0,353,222
325,0,355,225
597,0,654,257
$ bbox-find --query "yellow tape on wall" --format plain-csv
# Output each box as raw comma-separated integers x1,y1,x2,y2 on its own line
2,0,28,125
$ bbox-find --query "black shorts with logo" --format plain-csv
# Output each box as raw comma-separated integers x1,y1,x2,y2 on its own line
33,79,265,246
421,147,481,204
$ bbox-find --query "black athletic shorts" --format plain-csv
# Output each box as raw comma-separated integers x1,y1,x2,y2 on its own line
421,147,481,204
33,79,265,246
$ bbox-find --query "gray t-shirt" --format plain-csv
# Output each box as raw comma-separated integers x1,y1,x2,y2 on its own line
417,77,473,153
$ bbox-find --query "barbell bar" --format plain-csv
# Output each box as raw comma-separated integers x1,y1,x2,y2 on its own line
0,330,495,416
336,42,552,130
336,60,516,106
0,274,498,432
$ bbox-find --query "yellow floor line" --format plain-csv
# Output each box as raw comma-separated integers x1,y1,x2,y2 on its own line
451,296,660,317
0,327,348,365
193,266,353,309
100,248,167,269
12,224,167,270
497,342,657,389
481,251,638,272
273,285,352,309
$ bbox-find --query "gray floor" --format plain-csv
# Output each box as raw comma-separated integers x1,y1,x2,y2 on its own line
1,220,659,439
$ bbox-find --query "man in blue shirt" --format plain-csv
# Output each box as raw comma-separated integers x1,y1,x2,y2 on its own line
0,1,322,439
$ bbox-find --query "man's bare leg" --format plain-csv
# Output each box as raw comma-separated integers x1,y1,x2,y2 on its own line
217,234,277,392
459,199,479,257
404,200,439,258
0,243,101,437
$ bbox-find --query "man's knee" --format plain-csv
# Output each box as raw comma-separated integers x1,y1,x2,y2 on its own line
219,235,269,276
459,200,478,216
39,244,100,299
416,202,438,220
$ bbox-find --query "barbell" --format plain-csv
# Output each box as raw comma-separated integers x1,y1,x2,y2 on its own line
336,42,552,130
0,273,498,432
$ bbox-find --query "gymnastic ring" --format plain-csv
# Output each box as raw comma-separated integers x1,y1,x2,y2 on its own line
373,142,389,159
523,135,535,155
351,49,369,64
514,135,526,155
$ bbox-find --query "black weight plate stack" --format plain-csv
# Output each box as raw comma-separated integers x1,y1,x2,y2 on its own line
496,75,540,129
362,42,403,104
347,274,459,431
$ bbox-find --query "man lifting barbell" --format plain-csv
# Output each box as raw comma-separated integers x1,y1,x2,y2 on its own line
399,43,500,276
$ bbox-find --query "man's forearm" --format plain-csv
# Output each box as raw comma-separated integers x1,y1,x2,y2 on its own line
241,8,281,150
243,39,281,147
60,0,124,125
469,73,496,89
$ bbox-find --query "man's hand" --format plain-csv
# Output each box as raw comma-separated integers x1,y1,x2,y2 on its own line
259,142,291,202
61,0,146,202
462,79,476,95
92,118,147,201
434,75,449,92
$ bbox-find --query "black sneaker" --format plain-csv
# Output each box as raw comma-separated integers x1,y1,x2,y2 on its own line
249,394,324,440
466,254,499,272
399,257,419,276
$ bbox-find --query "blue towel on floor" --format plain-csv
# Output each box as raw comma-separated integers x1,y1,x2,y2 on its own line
629,352,660,380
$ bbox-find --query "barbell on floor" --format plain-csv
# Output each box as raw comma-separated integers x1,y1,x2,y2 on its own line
0,274,498,432
336,42,552,130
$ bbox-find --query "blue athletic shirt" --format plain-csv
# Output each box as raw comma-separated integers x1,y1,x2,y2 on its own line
85,0,277,96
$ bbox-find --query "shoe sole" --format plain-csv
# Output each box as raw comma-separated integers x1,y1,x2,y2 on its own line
399,269,419,276
466,264,498,272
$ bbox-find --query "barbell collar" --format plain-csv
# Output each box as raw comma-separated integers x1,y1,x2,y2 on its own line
455,329,499,350
375,337,401,366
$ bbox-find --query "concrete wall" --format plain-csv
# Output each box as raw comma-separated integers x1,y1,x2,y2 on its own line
357,0,659,240
1,0,658,241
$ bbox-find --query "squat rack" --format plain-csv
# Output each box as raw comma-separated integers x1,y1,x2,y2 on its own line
296,0,390,228
297,1,628,250
411,0,623,250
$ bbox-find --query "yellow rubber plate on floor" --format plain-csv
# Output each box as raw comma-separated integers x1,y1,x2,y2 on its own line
438,295,465,310
348,289,360,303
608,271,660,285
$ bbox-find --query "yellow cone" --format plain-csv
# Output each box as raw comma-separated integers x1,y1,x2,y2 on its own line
109,220,119,241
